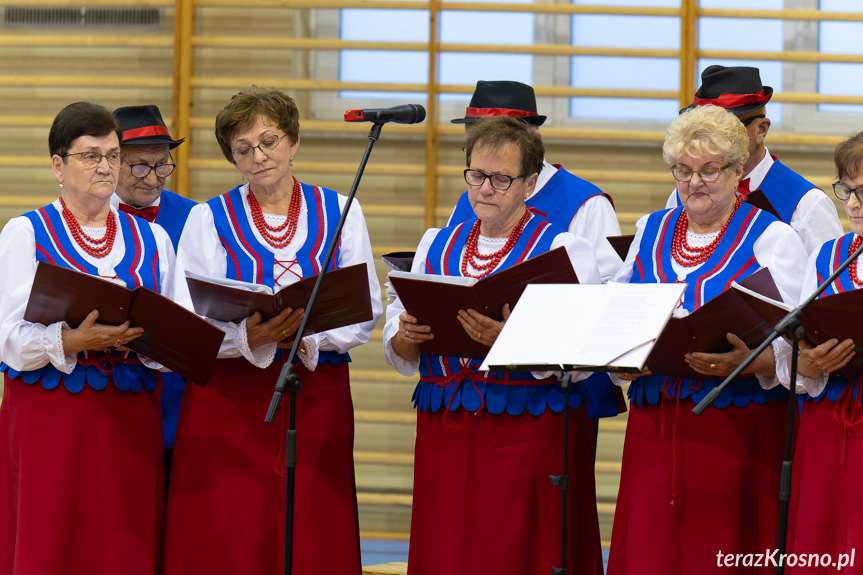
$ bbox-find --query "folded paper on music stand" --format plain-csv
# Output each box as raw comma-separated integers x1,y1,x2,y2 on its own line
480,282,687,373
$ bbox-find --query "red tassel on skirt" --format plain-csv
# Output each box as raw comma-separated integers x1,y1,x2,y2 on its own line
0,374,164,575
788,399,863,574
161,358,361,575
608,400,785,575
407,406,603,575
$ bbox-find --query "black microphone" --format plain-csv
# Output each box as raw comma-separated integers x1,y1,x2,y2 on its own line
344,104,426,124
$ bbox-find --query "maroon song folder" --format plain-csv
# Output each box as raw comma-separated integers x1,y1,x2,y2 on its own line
185,263,374,335
24,262,225,385
388,247,578,360
643,268,788,379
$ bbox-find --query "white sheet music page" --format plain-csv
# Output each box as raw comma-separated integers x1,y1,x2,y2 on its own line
479,282,687,372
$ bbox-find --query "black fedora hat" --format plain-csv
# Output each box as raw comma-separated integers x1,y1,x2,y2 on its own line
451,80,547,126
681,65,773,117
113,105,185,149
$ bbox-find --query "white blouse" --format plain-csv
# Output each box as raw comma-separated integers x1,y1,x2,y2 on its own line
0,200,176,373
173,184,382,371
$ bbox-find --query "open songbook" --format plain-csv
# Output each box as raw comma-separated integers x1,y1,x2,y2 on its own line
742,282,863,379
644,268,791,378
481,267,804,378
480,282,687,373
185,263,374,335
388,247,578,360
24,262,225,385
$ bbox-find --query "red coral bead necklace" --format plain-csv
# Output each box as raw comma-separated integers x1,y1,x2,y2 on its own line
461,208,532,279
59,196,116,258
248,176,303,249
849,235,863,287
671,195,742,268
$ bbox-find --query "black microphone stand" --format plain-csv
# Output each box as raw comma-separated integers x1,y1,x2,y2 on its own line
692,239,863,575
264,121,384,575
549,372,572,575
549,372,593,575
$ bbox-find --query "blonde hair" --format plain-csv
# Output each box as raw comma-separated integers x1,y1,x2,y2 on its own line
662,105,749,168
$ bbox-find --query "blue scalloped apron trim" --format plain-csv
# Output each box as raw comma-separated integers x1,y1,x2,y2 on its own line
805,375,862,403
412,376,589,417
627,374,787,408
1,352,157,393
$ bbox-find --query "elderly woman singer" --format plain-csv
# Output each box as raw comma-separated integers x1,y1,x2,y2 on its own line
777,132,863,571
0,102,176,574
607,105,809,575
162,86,382,575
385,116,604,575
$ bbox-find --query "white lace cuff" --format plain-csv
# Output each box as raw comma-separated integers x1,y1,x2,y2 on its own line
47,321,77,374
237,317,277,368
298,335,319,372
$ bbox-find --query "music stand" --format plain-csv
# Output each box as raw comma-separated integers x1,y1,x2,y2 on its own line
482,282,686,573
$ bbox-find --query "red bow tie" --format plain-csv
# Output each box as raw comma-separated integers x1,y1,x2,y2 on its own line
119,203,159,223
737,178,751,196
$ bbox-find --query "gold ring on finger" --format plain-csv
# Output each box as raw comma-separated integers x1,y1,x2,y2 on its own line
476,331,482,340
710,363,716,369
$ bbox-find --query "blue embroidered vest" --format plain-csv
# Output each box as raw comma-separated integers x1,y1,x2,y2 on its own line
805,233,863,403
757,159,817,224
2,204,162,393
674,157,814,226
207,183,348,364
154,189,197,250
413,215,590,417
152,189,197,448
448,167,609,229
627,203,787,408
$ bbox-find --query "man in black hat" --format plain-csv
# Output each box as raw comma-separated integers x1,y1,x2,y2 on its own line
112,105,197,248
448,80,623,283
111,104,197,484
667,65,842,253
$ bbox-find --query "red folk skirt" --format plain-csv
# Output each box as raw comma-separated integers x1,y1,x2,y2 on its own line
788,397,863,574
608,399,786,575
161,358,361,575
0,374,164,575
407,406,603,575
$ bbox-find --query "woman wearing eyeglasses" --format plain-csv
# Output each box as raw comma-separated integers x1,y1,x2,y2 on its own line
607,105,809,575
777,133,863,571
161,86,381,575
384,116,604,575
0,102,177,574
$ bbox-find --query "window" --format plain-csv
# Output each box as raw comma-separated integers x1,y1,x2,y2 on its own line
338,0,534,105
317,0,863,133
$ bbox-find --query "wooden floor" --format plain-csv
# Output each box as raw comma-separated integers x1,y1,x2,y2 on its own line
363,563,407,575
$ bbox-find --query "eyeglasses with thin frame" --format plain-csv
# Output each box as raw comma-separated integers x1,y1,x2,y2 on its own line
125,156,176,178
670,164,731,183
231,133,288,162
63,150,124,170
464,169,522,191
741,114,766,127
833,181,863,203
